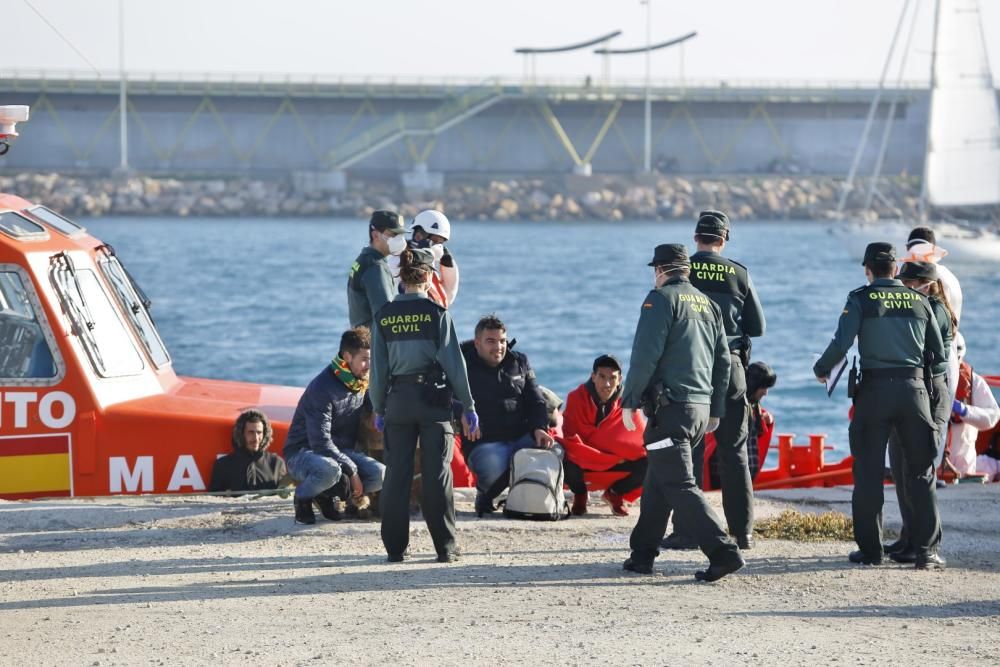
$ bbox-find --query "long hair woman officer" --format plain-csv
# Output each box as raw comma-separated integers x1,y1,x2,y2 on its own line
370,247,479,563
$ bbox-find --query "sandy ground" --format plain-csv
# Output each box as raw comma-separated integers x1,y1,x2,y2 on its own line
1,485,999,666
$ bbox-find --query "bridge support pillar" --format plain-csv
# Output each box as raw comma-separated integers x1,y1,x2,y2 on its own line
401,162,443,194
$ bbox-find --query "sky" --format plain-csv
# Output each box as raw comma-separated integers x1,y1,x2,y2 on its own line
3,0,999,85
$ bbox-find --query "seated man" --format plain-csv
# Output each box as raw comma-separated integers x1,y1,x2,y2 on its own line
210,409,290,494
461,314,553,516
283,327,386,524
559,355,647,517
707,361,777,486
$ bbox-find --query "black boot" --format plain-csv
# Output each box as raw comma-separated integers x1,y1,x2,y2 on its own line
314,493,342,521
294,497,316,525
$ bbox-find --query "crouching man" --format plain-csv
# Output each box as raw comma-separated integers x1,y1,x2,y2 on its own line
284,327,386,524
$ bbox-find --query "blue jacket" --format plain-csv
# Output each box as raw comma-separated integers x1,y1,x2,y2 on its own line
282,367,367,475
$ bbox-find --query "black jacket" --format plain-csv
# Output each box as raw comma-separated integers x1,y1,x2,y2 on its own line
209,449,288,493
460,340,548,445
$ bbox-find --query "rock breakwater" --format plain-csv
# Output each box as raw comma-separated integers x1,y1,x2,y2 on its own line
0,172,923,222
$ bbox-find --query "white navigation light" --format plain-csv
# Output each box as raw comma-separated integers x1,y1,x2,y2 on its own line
0,105,30,156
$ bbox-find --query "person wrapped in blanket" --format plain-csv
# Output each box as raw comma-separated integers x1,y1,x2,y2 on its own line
556,355,647,517
705,361,777,487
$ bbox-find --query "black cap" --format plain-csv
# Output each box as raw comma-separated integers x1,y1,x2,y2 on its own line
407,247,436,269
648,243,690,267
907,226,936,248
369,210,406,233
592,354,623,374
897,260,938,282
862,241,895,265
747,361,777,395
695,210,731,240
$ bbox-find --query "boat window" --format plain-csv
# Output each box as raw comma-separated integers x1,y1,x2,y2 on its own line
97,252,170,368
0,211,49,241
0,269,62,382
26,206,86,237
49,254,144,378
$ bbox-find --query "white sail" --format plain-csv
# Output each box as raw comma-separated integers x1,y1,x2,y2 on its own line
925,0,1000,208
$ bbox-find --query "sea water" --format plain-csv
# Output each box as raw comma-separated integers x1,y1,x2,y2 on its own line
85,217,1000,459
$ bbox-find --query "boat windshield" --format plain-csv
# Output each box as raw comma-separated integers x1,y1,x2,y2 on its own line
49,253,144,377
0,267,61,381
97,250,170,368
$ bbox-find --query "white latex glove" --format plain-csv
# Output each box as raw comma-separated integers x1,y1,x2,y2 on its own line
622,408,639,432
429,244,445,262
706,417,720,433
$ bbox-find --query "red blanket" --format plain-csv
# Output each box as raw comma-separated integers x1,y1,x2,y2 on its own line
559,384,647,471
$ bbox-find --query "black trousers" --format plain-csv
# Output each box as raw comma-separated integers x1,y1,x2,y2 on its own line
851,376,940,559
563,457,647,495
682,354,753,538
380,382,457,558
628,402,738,565
888,373,949,551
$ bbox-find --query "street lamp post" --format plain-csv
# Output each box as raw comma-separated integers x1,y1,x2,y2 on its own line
118,0,129,172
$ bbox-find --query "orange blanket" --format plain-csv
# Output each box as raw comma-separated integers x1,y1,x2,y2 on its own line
560,384,646,471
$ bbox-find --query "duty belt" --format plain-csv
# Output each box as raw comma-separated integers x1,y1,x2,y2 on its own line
391,372,431,385
862,367,924,380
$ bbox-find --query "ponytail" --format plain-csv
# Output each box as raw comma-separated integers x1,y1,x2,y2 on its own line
398,249,431,287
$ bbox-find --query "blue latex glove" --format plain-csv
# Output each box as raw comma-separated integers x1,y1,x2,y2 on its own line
952,399,968,418
374,414,386,432
464,410,479,435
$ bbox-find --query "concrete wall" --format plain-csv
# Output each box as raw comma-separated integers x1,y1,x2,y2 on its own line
0,80,945,179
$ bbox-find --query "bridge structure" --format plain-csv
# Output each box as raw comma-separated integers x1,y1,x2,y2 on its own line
0,71,949,185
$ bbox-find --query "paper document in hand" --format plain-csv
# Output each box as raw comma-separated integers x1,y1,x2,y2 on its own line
826,357,848,397
646,438,675,451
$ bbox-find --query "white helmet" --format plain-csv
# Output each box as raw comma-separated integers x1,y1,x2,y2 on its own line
411,209,451,241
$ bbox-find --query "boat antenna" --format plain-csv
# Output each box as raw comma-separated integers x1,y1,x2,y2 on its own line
862,0,924,214
836,0,914,216
918,0,942,223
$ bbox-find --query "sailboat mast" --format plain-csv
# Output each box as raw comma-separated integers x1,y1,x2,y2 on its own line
918,0,942,222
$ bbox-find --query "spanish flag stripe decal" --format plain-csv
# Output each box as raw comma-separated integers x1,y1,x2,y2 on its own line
0,453,71,495
0,435,70,457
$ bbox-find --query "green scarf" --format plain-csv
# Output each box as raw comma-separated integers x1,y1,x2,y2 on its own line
331,356,368,393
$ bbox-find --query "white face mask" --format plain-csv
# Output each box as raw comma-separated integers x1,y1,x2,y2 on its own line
385,233,407,256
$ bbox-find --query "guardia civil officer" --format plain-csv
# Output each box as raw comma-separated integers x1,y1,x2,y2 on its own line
885,260,955,563
620,243,744,582
666,210,766,551
370,247,479,563
348,210,408,329
813,242,947,569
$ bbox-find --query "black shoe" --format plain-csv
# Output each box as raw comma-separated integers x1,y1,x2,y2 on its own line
888,549,916,564
386,550,410,563
623,557,654,574
737,534,755,550
475,494,497,518
883,539,908,554
660,532,699,551
848,550,882,565
313,494,342,521
437,551,459,563
695,553,745,582
294,498,316,525
915,553,946,570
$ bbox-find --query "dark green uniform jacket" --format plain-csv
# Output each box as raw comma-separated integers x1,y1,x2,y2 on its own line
370,293,475,414
928,296,953,377
813,278,946,377
621,276,731,417
347,246,395,329
689,250,766,351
